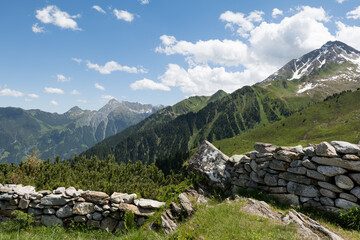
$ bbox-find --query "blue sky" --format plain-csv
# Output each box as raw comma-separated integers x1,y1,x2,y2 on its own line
1,0,360,113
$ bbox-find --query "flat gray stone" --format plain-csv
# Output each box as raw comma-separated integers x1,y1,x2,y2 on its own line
302,159,317,170
250,172,264,184
335,198,359,209
279,172,315,185
335,175,354,190
53,187,65,194
274,150,300,162
287,167,307,175
134,198,165,209
331,141,360,154
350,186,360,199
312,156,360,172
41,194,68,206
343,154,360,161
254,143,278,153
320,197,334,206
349,173,360,185
18,198,30,209
65,187,77,197
315,142,338,157
287,182,319,197
269,160,289,171
41,215,63,227
318,182,343,193
264,173,278,186
270,194,299,206
290,160,303,168
110,192,137,204
73,202,94,215
92,212,103,221
303,146,315,156
339,193,357,202
319,188,337,199
306,170,328,181
56,205,73,218
317,166,347,177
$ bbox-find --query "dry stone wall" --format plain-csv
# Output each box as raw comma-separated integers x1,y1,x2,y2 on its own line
188,140,360,212
0,185,165,232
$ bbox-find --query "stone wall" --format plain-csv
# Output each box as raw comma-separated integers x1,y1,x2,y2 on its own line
188,140,360,212
0,185,165,232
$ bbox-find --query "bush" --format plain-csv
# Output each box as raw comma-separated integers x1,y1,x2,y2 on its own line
1,210,35,233
339,206,360,230
124,211,135,232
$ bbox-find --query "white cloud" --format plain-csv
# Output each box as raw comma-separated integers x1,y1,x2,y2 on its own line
130,78,170,91
71,90,80,95
87,60,147,74
28,93,39,98
113,9,134,22
335,21,360,50
95,83,105,91
44,87,65,94
72,58,82,64
32,23,45,33
50,100,58,105
219,10,264,37
155,36,249,67
155,6,340,96
336,0,345,3
77,99,87,103
92,5,106,14
272,8,283,18
57,74,71,82
0,88,24,97
346,6,360,19
101,95,115,100
158,64,264,95
36,5,81,31
139,0,149,5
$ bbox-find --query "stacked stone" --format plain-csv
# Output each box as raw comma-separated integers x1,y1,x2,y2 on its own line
0,185,165,232
227,141,360,212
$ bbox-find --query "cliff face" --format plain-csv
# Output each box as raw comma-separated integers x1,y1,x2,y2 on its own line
187,140,360,211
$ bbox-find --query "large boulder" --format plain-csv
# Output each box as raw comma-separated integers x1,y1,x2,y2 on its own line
334,175,354,190
73,202,95,215
186,141,230,189
331,141,360,154
41,215,63,227
81,191,109,205
134,199,165,209
56,205,73,218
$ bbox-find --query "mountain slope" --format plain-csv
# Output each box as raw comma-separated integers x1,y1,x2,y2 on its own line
213,89,360,156
83,86,292,165
261,41,360,109
0,100,163,164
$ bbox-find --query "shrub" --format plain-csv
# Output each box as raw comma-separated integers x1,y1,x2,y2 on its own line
124,211,135,232
339,206,360,230
1,210,35,233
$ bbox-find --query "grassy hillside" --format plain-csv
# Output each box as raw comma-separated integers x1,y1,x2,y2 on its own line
83,86,292,170
213,89,360,156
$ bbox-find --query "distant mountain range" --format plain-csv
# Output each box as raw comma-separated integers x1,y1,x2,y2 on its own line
82,41,360,173
0,100,163,164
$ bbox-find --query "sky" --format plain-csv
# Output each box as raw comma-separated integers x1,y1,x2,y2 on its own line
1,0,360,113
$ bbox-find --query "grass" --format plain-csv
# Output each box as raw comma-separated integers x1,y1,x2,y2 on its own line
213,89,360,156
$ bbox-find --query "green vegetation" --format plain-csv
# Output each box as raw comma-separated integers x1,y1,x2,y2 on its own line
213,89,360,156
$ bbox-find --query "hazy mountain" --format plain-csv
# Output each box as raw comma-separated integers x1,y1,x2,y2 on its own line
0,100,163,164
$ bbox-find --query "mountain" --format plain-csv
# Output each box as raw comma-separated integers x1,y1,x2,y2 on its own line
213,88,360,156
261,41,360,108
0,100,163,164
83,41,360,173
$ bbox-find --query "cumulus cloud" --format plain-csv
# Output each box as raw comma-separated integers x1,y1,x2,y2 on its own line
219,10,264,37
346,6,360,19
139,0,150,4
335,21,360,50
113,9,134,22
0,88,24,97
272,8,283,18
154,6,342,96
28,93,39,98
72,58,82,64
130,78,170,91
50,100,58,105
95,83,105,91
57,74,71,82
92,5,106,14
36,5,81,31
155,36,249,67
71,90,80,95
336,0,345,3
32,23,45,33
87,60,147,74
44,87,65,94
101,95,115,100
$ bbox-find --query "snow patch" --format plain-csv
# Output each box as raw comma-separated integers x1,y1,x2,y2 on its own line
297,83,318,94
